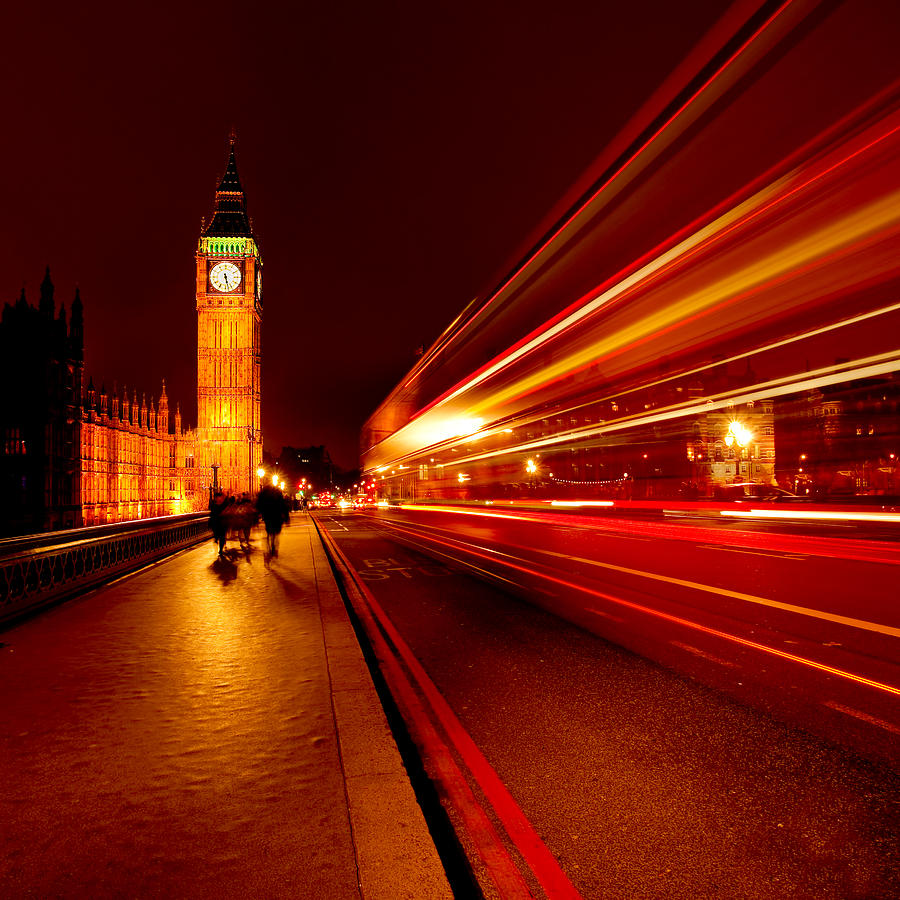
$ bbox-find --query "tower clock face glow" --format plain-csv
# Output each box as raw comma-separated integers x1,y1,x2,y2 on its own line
209,261,242,293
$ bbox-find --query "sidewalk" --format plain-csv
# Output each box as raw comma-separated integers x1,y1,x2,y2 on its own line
0,513,452,899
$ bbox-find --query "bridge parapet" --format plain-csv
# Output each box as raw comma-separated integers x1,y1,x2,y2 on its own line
0,513,209,627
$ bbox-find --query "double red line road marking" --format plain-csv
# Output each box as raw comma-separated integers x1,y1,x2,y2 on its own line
315,522,582,900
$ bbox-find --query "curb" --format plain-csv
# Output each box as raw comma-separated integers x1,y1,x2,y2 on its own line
308,518,454,900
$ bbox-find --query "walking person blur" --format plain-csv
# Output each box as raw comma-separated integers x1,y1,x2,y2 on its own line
256,483,289,559
209,490,229,558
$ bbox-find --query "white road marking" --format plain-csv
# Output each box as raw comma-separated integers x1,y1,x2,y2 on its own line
670,640,737,667
822,700,900,736
586,608,625,623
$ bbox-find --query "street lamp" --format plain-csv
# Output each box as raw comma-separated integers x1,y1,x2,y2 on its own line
526,457,537,491
724,420,753,478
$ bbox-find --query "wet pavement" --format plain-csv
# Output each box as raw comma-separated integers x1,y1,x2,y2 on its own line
0,514,451,899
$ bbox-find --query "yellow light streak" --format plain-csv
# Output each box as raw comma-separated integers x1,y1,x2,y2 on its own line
364,296,900,475
366,194,900,472
404,350,900,472
433,178,787,411
470,186,900,417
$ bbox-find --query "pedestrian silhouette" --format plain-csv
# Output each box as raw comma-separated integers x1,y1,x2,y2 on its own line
209,490,229,558
256,484,290,559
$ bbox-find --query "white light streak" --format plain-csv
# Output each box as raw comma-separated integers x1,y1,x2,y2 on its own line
721,509,900,524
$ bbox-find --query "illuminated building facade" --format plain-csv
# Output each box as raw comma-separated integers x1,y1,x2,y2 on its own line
80,380,197,525
194,137,263,497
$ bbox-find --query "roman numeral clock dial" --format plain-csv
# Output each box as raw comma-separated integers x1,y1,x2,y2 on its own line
209,261,242,292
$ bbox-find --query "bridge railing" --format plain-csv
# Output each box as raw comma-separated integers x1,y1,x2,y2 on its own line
0,513,210,627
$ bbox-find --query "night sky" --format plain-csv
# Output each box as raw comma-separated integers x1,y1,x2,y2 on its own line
7,0,737,469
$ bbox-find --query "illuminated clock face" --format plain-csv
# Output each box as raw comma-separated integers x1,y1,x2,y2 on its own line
209,261,242,293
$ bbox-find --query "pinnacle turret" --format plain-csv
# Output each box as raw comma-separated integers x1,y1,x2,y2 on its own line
40,266,54,318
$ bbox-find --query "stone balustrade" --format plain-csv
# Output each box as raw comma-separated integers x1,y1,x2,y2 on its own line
0,513,209,627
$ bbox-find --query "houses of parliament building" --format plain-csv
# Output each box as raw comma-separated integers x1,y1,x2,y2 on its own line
0,139,263,536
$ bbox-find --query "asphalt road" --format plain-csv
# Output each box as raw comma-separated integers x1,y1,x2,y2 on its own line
317,509,900,900
352,503,900,766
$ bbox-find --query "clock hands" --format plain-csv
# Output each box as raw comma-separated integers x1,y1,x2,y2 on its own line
211,263,239,292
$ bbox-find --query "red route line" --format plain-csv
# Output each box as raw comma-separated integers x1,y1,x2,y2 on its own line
315,523,536,899
378,519,900,700
317,521,584,900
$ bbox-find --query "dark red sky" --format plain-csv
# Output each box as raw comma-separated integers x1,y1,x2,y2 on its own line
6,0,740,469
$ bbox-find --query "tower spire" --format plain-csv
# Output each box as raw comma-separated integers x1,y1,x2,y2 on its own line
203,133,251,237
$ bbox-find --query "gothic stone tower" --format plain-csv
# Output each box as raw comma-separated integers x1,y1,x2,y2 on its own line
196,136,262,497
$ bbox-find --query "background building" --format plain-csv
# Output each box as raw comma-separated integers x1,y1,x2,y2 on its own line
0,269,83,534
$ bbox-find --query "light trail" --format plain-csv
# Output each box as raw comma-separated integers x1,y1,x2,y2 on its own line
367,127,900,471
400,0,804,402
376,517,900,699
395,349,900,472
722,509,900,524
368,292,900,472
388,502,900,565
387,509,900,638
470,184,900,417
451,118,900,419
371,103,900,461
533,547,900,639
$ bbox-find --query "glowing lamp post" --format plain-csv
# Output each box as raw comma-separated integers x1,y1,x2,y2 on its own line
724,421,753,479
526,457,537,491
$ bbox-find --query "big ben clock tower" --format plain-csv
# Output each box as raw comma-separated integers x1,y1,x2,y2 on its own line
196,135,262,497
